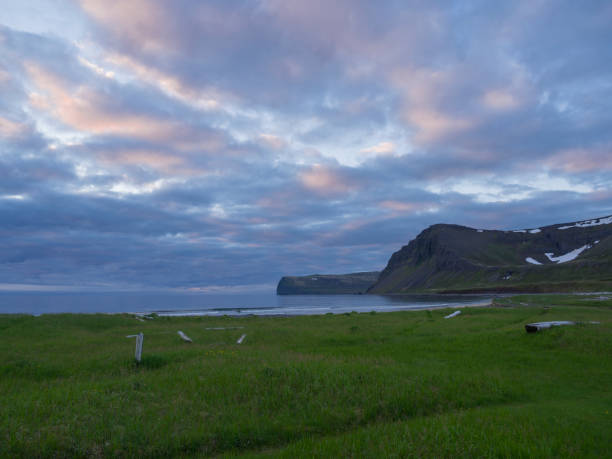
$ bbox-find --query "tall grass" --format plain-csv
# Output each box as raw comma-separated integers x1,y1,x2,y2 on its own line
1,296,611,456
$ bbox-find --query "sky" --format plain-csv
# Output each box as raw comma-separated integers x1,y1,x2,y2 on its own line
1,0,611,292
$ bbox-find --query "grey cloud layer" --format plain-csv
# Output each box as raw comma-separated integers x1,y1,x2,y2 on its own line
0,1,611,289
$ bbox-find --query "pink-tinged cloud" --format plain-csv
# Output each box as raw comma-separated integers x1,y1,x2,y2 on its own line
407,108,474,144
391,67,475,144
0,68,11,84
96,149,185,174
379,201,419,213
256,190,305,217
359,141,395,155
79,0,255,58
587,188,612,202
481,89,521,111
79,0,175,54
547,148,612,173
25,62,232,156
262,0,362,49
299,164,357,196
26,62,176,140
258,133,286,150
105,52,227,111
0,117,27,138
379,200,439,215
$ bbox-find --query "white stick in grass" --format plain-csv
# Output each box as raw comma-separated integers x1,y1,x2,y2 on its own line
177,330,193,342
444,310,461,319
126,332,144,362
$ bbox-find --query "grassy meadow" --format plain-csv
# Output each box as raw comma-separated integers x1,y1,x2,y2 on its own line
1,294,612,457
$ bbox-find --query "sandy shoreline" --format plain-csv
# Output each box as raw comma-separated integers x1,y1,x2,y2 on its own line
145,300,495,318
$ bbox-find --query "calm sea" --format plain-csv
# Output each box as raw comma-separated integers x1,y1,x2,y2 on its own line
0,291,494,316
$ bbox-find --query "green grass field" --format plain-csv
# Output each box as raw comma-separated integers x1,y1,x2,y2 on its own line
2,294,612,457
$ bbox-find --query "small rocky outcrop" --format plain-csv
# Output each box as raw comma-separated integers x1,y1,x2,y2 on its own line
277,271,380,295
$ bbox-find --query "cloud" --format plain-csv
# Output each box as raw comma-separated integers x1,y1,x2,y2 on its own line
78,0,174,54
25,61,180,140
258,133,286,150
104,51,225,111
481,89,521,111
546,146,612,174
379,200,436,214
0,2,611,291
0,116,27,138
359,141,395,155
299,164,359,196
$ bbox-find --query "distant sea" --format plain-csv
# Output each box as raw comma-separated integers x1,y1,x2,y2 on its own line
0,291,495,316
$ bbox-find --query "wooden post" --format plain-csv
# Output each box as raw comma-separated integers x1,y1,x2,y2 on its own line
126,333,144,362
177,331,192,342
135,333,143,362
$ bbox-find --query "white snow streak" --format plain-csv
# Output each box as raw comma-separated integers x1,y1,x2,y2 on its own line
558,216,612,230
513,228,541,234
525,257,542,265
545,244,592,263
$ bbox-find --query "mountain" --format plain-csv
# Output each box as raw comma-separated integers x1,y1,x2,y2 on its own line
368,216,612,294
277,271,380,295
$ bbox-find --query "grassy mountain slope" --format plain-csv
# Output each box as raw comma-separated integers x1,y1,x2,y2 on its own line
368,216,612,294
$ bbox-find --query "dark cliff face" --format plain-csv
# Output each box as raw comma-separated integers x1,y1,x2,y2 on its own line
369,216,612,294
381,225,472,273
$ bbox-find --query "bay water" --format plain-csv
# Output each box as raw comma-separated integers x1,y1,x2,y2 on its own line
0,291,494,316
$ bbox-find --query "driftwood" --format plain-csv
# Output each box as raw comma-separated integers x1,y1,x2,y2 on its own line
444,310,461,319
525,321,574,332
236,334,246,344
177,331,193,343
525,321,600,333
126,333,144,362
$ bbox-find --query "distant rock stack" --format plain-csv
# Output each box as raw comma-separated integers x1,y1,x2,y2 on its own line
277,272,380,295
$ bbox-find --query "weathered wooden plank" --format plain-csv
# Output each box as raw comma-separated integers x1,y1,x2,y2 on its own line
525,320,600,333
444,310,461,319
135,333,143,362
525,321,574,333
237,334,246,344
126,333,144,362
177,330,192,342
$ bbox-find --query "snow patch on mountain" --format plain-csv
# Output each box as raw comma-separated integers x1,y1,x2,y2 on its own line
545,244,592,263
513,228,541,234
525,257,542,265
558,216,612,230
